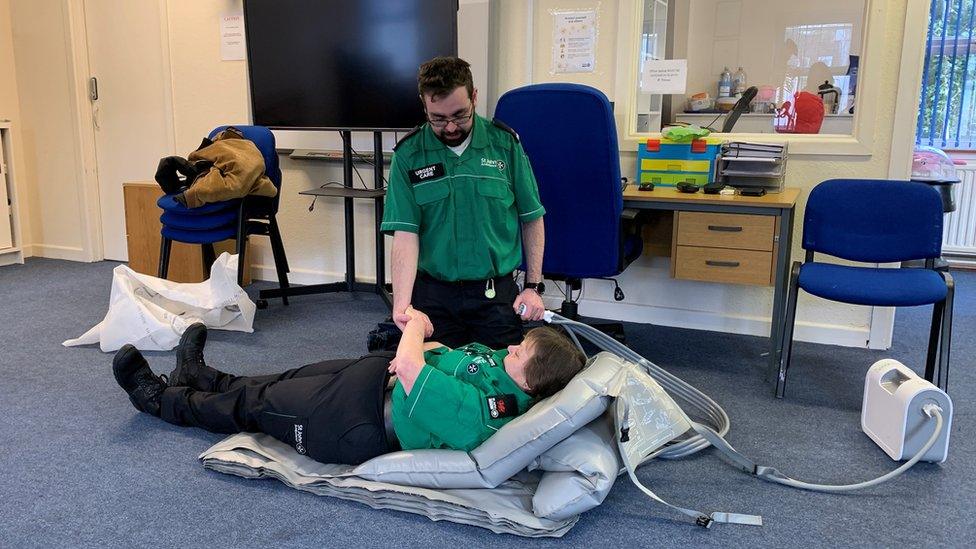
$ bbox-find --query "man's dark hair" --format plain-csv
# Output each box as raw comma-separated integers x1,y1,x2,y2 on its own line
418,56,474,101
523,327,587,399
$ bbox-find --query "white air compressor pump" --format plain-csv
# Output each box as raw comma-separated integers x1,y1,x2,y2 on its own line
861,359,952,463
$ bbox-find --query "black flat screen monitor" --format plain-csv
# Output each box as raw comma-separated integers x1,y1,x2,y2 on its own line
243,0,458,130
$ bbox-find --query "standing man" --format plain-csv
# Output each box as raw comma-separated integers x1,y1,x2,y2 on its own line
381,57,546,349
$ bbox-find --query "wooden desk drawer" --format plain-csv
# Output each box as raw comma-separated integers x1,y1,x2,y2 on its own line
676,212,775,251
674,246,773,286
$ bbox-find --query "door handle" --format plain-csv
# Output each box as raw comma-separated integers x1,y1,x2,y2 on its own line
89,77,98,101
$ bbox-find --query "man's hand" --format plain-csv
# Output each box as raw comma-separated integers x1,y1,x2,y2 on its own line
513,288,546,321
394,305,433,338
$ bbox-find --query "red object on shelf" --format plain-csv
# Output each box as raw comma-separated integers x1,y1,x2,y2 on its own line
774,91,825,134
646,138,661,152
691,139,707,153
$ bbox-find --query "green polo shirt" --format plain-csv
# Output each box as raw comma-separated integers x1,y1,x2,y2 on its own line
391,343,534,452
380,115,545,281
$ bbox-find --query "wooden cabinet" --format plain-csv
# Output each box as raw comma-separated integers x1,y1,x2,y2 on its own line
671,211,776,286
122,182,249,284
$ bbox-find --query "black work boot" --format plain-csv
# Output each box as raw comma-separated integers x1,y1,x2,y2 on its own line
113,345,167,416
169,323,214,390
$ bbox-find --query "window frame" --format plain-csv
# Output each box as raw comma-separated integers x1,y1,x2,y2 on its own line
614,0,885,157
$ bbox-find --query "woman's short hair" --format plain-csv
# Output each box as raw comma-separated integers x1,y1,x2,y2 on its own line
523,326,587,399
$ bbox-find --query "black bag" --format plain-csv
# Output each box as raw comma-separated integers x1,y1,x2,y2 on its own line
366,319,402,352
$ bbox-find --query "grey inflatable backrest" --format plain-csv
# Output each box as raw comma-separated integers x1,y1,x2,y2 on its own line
530,413,621,520
354,353,625,490
472,354,622,485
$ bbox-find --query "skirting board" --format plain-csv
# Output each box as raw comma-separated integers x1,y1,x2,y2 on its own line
557,297,874,350
250,263,874,350
22,244,90,262
249,263,374,288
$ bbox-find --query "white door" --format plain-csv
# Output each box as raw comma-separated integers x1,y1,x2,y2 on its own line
84,0,173,261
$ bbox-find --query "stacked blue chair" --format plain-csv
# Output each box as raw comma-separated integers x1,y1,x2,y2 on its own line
495,84,642,336
156,125,290,307
777,178,954,398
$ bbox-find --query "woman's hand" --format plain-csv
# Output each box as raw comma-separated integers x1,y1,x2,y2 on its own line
388,354,425,394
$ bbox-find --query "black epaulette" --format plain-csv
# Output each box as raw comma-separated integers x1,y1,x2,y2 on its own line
393,125,423,151
491,118,520,143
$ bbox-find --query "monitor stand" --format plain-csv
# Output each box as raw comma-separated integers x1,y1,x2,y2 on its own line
257,130,392,309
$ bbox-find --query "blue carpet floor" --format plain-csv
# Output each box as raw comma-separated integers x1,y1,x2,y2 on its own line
0,258,972,547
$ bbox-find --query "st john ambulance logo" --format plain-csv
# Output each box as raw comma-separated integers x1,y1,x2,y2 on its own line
480,158,506,172
467,362,480,374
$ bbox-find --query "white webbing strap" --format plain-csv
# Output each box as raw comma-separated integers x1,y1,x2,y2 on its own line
616,397,762,528
618,436,763,528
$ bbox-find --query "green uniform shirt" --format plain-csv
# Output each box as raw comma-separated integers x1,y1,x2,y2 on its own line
391,343,534,452
380,115,546,281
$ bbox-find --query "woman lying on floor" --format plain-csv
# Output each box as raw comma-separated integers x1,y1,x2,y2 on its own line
112,307,586,465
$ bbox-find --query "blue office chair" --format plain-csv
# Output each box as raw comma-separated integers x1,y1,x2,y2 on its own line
157,125,291,307
495,84,642,333
777,179,954,398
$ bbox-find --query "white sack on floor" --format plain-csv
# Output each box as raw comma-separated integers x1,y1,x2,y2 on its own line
63,253,255,352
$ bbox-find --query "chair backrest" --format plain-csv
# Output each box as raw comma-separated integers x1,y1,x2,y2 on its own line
494,84,623,278
803,178,944,262
210,125,282,213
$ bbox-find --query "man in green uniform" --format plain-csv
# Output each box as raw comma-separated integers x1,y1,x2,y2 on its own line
381,57,547,349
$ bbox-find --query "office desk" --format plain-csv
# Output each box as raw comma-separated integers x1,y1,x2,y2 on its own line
623,185,801,381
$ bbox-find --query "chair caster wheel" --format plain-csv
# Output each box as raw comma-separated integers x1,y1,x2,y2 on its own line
256,299,269,309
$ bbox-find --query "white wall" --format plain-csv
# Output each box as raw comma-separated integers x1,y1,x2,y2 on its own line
1,0,927,351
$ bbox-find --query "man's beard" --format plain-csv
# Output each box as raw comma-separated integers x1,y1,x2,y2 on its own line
435,126,470,147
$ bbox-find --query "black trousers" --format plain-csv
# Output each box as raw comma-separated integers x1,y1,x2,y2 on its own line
159,353,394,465
412,272,524,349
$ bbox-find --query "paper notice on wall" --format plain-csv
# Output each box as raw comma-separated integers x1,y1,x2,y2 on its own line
641,59,688,94
220,12,246,61
552,10,597,74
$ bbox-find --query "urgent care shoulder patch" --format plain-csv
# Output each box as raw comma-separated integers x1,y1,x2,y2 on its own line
486,394,518,419
408,163,445,184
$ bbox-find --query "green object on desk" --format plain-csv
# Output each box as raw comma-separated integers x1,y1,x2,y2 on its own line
662,125,711,143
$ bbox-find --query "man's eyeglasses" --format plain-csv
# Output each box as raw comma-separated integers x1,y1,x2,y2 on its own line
427,106,474,128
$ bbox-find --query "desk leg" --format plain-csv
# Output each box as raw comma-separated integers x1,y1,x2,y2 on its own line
769,206,795,382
